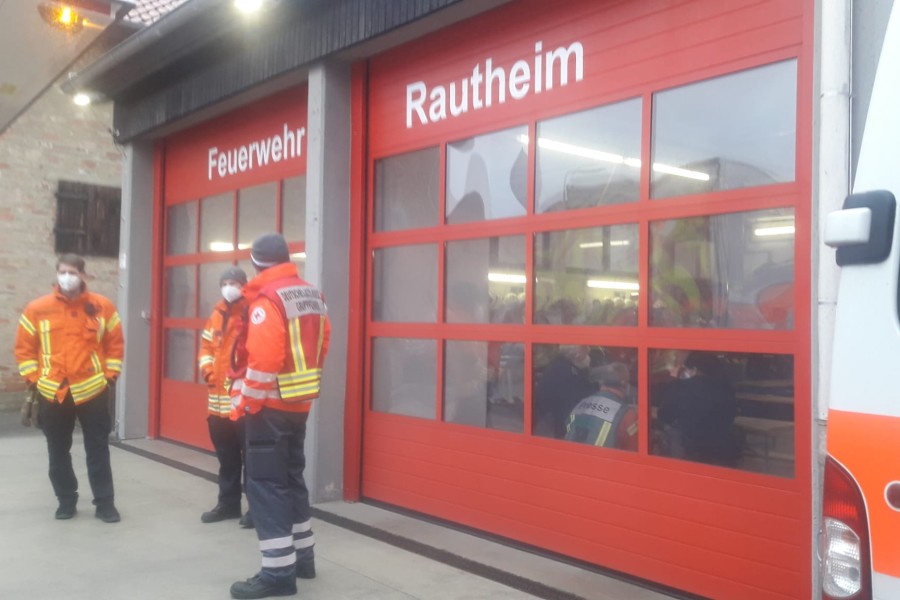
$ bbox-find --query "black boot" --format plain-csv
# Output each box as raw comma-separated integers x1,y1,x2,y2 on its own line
296,559,315,579
202,502,241,523
55,497,77,520
230,574,296,599
95,502,120,523
239,511,255,529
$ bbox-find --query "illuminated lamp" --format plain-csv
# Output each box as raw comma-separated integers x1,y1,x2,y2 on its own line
38,2,85,33
234,0,264,14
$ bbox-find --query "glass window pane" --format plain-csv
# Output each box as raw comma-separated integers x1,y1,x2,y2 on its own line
650,349,794,477
166,265,196,318
237,182,278,247
166,202,197,256
282,176,307,242
372,338,436,419
199,262,238,318
446,236,525,324
199,192,233,253
446,126,528,224
444,341,523,433
164,329,196,381
651,60,797,198
533,344,639,452
373,244,438,322
650,208,794,329
536,98,642,213
375,147,440,232
534,225,639,326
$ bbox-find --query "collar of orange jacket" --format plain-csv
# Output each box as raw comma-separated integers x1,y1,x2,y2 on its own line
244,262,300,298
52,283,89,304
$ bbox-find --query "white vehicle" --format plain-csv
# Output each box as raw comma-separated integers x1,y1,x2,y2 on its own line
822,4,900,598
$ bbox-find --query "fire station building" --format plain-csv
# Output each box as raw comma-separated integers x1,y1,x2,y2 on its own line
66,0,832,598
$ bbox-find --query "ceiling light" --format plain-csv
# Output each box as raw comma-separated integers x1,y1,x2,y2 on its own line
754,225,795,237
73,93,91,106
234,0,263,13
578,240,631,249
488,272,527,284
586,279,640,291
518,134,709,181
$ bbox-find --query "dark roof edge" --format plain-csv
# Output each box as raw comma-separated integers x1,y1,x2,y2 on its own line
61,0,221,96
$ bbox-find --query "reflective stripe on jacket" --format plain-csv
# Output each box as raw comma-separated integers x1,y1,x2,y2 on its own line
198,298,246,417
237,262,330,414
14,286,124,404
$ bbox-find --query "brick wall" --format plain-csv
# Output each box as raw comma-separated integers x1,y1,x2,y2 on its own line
0,82,122,393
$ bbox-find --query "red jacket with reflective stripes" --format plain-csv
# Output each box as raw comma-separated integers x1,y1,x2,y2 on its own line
231,262,330,416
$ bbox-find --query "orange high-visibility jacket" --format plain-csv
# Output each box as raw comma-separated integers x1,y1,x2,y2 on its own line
232,262,330,415
14,286,124,404
198,297,246,418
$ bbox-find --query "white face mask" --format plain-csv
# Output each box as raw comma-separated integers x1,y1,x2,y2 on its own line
57,272,81,292
221,284,243,303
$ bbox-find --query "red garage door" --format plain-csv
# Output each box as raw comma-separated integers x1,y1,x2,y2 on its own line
360,1,813,598
153,86,309,449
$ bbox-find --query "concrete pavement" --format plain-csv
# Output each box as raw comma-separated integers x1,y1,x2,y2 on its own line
0,411,681,600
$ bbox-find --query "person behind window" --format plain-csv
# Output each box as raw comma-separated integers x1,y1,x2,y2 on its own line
13,253,124,522
198,266,254,528
565,362,638,451
533,345,596,439
657,351,740,466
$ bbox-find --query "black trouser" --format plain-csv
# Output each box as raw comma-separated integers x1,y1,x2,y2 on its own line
40,389,114,506
244,408,314,583
208,415,245,507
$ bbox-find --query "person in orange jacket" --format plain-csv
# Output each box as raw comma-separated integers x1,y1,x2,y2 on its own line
198,266,254,527
13,254,124,522
228,234,330,600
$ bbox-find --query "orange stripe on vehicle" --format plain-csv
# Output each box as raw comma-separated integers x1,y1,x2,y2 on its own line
828,408,900,578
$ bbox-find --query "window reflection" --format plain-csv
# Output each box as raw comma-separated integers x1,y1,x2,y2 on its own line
536,98,641,213
446,236,525,324
373,244,438,322
198,262,233,318
166,202,197,256
372,338,436,419
535,225,639,326
446,126,528,224
651,60,797,198
237,182,277,247
166,265,196,318
200,192,233,253
164,329,196,382
650,208,794,329
375,147,440,232
444,341,523,433
533,344,638,452
650,350,794,477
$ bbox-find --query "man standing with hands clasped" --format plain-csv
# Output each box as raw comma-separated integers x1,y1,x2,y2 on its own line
14,254,124,523
228,234,330,600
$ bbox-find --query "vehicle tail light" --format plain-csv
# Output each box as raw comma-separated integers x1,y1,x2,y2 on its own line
820,456,872,599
